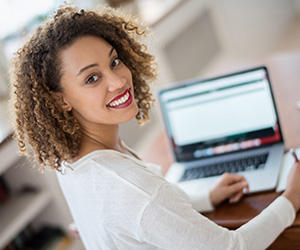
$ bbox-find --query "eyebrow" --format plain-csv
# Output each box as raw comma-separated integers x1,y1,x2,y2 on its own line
76,47,115,76
76,63,99,76
109,47,115,57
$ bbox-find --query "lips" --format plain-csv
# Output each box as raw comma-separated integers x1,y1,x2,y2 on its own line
107,88,133,109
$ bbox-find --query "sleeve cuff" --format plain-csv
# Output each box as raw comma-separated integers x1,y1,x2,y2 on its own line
189,189,214,212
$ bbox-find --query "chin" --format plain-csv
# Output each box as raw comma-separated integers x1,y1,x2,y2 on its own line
120,106,139,124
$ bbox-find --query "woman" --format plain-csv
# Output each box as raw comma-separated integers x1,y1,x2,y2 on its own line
10,5,300,250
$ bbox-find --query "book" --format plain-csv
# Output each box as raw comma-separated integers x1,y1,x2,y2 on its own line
0,175,9,203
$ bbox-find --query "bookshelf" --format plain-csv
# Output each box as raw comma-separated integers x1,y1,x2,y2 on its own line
0,136,19,176
0,135,79,249
0,189,51,248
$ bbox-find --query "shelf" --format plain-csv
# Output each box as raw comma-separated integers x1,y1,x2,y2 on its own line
0,100,12,145
66,239,85,250
0,138,21,175
0,189,52,249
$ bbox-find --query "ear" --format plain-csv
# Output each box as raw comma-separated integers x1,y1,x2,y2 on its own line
51,92,72,112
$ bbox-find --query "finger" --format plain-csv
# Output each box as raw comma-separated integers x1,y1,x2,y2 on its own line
233,177,249,193
290,148,299,162
220,173,248,185
229,191,244,203
228,175,249,193
244,181,250,194
226,180,248,196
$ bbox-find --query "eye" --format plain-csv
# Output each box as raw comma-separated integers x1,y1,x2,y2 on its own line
111,58,121,69
85,75,99,84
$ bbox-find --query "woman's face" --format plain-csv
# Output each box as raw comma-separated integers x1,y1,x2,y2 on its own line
58,35,138,129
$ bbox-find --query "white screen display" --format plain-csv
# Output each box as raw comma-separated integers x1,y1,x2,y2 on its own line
160,69,277,146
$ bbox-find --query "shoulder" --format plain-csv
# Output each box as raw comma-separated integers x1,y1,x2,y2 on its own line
68,149,165,195
94,151,166,196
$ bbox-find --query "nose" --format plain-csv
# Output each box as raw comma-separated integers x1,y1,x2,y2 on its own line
106,71,126,92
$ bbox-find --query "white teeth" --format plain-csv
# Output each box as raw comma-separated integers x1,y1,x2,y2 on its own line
108,92,130,107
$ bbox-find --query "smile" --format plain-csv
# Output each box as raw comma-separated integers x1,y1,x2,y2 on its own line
107,88,133,109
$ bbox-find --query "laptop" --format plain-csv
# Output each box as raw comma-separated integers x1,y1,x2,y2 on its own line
158,66,284,195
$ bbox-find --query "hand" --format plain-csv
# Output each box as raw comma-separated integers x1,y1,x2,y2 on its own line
282,161,300,212
209,173,249,207
69,222,80,239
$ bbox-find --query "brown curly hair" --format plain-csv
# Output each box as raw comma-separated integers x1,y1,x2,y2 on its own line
10,5,157,172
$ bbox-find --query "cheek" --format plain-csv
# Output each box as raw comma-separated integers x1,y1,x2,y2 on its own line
73,90,106,109
125,68,135,94
123,64,133,81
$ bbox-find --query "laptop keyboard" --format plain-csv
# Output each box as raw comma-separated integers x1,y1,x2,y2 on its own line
180,152,269,182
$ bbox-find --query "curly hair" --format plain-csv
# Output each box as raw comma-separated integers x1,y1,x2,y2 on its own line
10,5,157,172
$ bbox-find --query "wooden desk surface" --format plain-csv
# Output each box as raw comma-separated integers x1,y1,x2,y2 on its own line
139,51,300,249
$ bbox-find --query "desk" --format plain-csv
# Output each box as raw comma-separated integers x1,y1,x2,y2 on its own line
139,51,300,249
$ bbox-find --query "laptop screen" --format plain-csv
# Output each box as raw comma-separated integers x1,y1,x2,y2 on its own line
159,67,283,162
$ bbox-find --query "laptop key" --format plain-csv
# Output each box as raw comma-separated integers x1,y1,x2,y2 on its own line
180,152,269,182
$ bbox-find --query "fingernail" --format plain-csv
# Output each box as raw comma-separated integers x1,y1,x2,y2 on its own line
229,198,237,203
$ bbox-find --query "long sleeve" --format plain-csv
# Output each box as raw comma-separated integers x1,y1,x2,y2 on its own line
237,196,295,249
188,188,214,212
139,182,295,250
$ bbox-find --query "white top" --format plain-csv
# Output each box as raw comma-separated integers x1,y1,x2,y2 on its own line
56,149,295,250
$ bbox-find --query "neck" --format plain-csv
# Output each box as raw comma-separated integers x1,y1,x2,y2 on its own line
70,126,130,163
82,131,107,149
80,125,123,151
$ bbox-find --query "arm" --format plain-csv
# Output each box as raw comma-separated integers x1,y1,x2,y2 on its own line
195,160,300,210
139,182,295,250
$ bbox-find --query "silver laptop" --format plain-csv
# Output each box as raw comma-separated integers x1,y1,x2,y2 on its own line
158,66,284,196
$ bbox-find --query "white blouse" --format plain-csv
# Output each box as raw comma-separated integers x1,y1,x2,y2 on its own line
56,149,295,250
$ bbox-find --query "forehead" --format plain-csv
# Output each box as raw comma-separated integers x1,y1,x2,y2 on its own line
59,35,113,69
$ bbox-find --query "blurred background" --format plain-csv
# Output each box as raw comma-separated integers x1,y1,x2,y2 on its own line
1,0,300,249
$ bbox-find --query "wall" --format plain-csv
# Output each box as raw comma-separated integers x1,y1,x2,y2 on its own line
124,0,300,150
210,0,298,59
